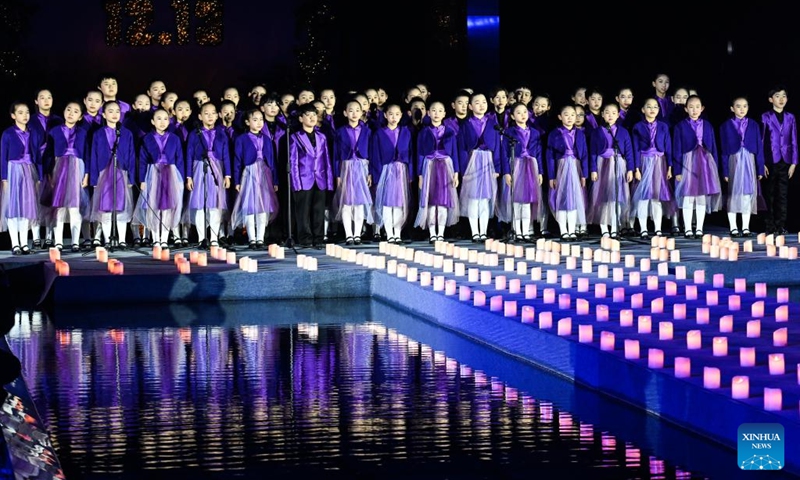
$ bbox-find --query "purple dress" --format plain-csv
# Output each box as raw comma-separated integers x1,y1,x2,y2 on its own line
43,125,91,227
587,126,632,225
631,120,677,218
372,127,410,228
496,125,545,223
546,127,587,223
720,117,766,214
332,124,374,224
132,131,185,231
0,127,40,227
230,132,280,228
415,124,460,228
673,118,722,212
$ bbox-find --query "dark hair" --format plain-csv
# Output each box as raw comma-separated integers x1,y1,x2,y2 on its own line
97,72,118,85
296,102,317,116
102,100,120,111
148,78,165,89
9,101,29,115
220,99,236,110
261,93,280,106
244,108,262,121
200,102,218,114
85,89,103,99
151,107,170,118
65,100,84,114
768,85,788,97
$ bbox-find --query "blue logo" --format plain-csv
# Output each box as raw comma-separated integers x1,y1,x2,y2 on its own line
738,423,784,470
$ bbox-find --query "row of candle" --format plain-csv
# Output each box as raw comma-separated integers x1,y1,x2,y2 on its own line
295,254,318,271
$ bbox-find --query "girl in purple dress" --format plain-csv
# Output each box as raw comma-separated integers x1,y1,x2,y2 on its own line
43,101,90,251
720,96,766,237
415,101,460,241
0,102,41,254
546,105,588,241
133,108,185,248
673,95,722,238
370,104,411,244
496,103,544,242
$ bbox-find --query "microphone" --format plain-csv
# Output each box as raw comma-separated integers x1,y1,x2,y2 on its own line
115,127,121,136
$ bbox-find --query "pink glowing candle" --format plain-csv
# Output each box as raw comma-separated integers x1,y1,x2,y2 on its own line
595,283,607,298
600,331,615,351
503,300,517,317
658,261,669,275
769,353,785,375
444,278,457,295
495,275,507,290
726,294,741,311
776,305,789,322
675,265,686,279
670,250,681,263
566,256,577,270
693,270,705,284
420,271,432,287
650,298,664,314
740,347,756,367
152,245,162,259
625,254,636,268
674,357,691,378
777,288,790,303
197,253,207,267
686,330,702,349
543,288,556,304
525,284,537,299
647,276,659,291
673,304,686,320
650,246,659,259
789,247,798,259
557,318,572,336
628,271,640,285
577,277,590,293
160,248,170,261
480,270,492,285
766,244,776,256
97,248,109,263
473,290,486,307
516,261,527,276
709,245,719,258
598,264,609,279
696,307,710,325
624,339,640,359
731,376,749,399
613,287,625,303
631,292,643,309
712,337,728,356
582,259,593,273
521,305,535,323
764,388,782,411
530,267,542,281
561,274,573,289
658,249,669,262
751,301,764,318
596,305,609,321
734,278,746,293
719,315,733,333
558,293,571,310
539,311,553,329
576,298,589,315
705,290,718,306
665,281,677,296
546,269,558,284
112,261,124,275
578,324,593,343
712,273,724,288
490,295,503,311
754,283,767,298
509,278,521,294
178,261,190,274
648,349,664,368
743,240,753,252
49,247,60,263
56,261,70,276
659,321,673,340
620,309,633,327
459,285,471,301
685,285,698,300
640,258,651,271
638,315,652,334
774,327,788,347
703,367,721,389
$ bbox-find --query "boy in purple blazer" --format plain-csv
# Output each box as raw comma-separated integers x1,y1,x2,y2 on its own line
761,85,798,235
289,103,334,248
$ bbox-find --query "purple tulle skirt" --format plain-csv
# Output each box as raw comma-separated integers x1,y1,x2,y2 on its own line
415,155,460,228
548,156,587,224
588,155,631,225
42,155,91,226
374,161,410,228
726,149,767,214
90,166,134,222
230,161,279,228
496,155,545,223
332,158,374,223
186,158,228,220
675,146,722,212
132,163,185,230
0,160,39,230
458,150,498,217
631,154,677,218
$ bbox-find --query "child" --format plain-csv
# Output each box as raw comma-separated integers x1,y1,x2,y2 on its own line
652,72,673,123
546,105,588,241
89,101,135,247
193,90,210,108
672,95,721,238
218,99,238,243
185,102,231,247
231,109,279,249
457,92,504,241
43,101,90,251
668,86,690,128
720,96,765,237
514,85,532,108
97,73,131,122
146,80,166,111
616,86,639,131
160,92,179,119
0,102,42,254
132,109,185,248
574,104,587,129
260,94,288,243
320,88,338,128
318,89,338,240
124,94,153,246
415,100,459,240
761,85,798,235
31,89,64,248
81,90,104,131
445,90,470,135
587,103,634,238
497,102,545,242
370,103,412,244
490,86,510,129
171,99,193,244
584,87,603,133
571,86,588,107
289,103,334,247
332,99,373,245
631,98,676,237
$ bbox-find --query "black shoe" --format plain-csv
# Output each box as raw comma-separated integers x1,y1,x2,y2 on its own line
742,229,752,237
11,246,21,256
44,239,54,248
429,236,436,244
345,237,354,245
21,246,30,255
256,240,265,250
142,238,152,247
71,244,80,253
54,243,63,251
249,241,257,250
354,236,362,245
730,229,741,238
199,239,209,249
119,242,128,250
684,231,694,239
133,238,142,247
32,239,41,249
471,234,480,243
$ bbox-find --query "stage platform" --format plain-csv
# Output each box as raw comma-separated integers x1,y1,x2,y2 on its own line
2,226,800,476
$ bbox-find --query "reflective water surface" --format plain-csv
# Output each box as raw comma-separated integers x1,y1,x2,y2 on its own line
4,299,751,479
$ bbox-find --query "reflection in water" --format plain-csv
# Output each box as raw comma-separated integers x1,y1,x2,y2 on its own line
5,305,710,479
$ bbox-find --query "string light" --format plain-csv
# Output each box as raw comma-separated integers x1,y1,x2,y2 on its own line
103,0,223,47
195,0,223,46
104,0,123,46
125,0,156,46
171,0,190,45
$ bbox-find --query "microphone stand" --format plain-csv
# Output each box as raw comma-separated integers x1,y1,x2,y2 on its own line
283,117,298,252
108,127,122,251
495,124,518,242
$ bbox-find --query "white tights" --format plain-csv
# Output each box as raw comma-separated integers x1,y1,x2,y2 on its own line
341,205,365,239
467,199,490,237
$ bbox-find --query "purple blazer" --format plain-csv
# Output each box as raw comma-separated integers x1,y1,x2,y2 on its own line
186,126,232,177
456,115,502,176
1,126,43,180
416,124,458,177
719,117,765,177
138,131,185,181
588,124,635,172
333,121,371,178
43,125,89,174
233,132,277,185
500,125,540,175
631,120,672,170
671,118,718,176
761,110,798,165
545,126,588,180
289,129,333,191
89,126,135,185
369,126,413,180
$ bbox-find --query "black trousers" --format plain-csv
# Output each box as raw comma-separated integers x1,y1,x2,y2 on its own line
764,162,790,230
293,185,327,245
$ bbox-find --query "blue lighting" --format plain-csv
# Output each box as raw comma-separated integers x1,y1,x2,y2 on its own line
467,15,499,30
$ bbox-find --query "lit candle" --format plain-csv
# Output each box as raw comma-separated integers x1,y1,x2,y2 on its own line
624,269,635,284
197,253,207,267
443,258,454,273
743,240,753,252
754,283,767,298
531,267,542,281
521,305,535,323
407,267,418,282
600,331,615,351
503,257,514,272
525,284,537,299
561,273,573,289
663,281,676,297
613,287,625,303
625,254,636,268
648,348,664,368
640,258,651,271
778,287,790,303
582,259,592,273
566,256,577,270
703,367,720,389
751,301,764,318
433,275,445,291
764,388,782,411
56,260,70,276
675,265,686,279
49,247,60,263
296,254,307,268
712,337,728,356
480,270,492,285
396,263,408,278
740,347,756,367
489,295,503,312
674,357,691,378
659,249,669,262
696,307,709,325
747,320,761,338
769,353,785,375
160,248,170,261
97,248,109,263
776,305,789,322
726,295,741,311
458,285,472,302
673,303,686,320
658,261,669,276
596,305,609,321
576,298,589,315
712,273,724,288
685,285,698,300
248,258,258,273
495,275,507,290
733,278,746,293
468,268,479,282
113,261,124,275
152,244,162,260
650,298,664,314
420,271,432,287
638,315,652,334
508,278,521,294
719,315,733,333
595,283,607,298
694,270,705,284
647,276,659,291
577,277,589,292
670,250,681,263
620,309,633,327
516,261,527,276
773,327,788,347
543,288,556,304
598,264,608,279
558,293,571,310
473,290,486,307
503,300,517,317
766,244,776,257
578,324,593,343
546,269,558,284
705,290,718,306
631,292,643,309
624,339,640,359
686,330,702,350
659,321,673,340
557,318,572,336
178,261,190,274
731,376,749,399
538,311,553,329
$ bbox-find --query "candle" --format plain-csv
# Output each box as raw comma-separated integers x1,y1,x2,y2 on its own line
766,244,777,256
670,250,681,263
468,268,479,282
97,248,108,263
659,249,669,262
744,240,753,252
433,275,445,291
727,295,741,311
178,261,190,274
503,300,517,317
754,283,767,298
407,267,418,282
624,339,640,359
705,290,718,306
734,278,746,293
525,284,537,299
658,261,669,276
296,254,307,268
685,285,698,300
696,307,709,325
504,257,515,272
516,261,527,276
521,305,535,323
774,327,788,347
557,318,572,336
49,247,60,263
712,273,724,288
675,265,686,280
566,256,577,270
613,287,625,303
576,298,589,315
420,271,432,287
247,258,258,273
769,353,785,375
778,287,790,303
719,315,733,333
650,298,664,314
740,347,756,367
625,254,636,268
751,301,764,318
674,357,691,378
577,277,589,292
747,320,761,338
543,288,556,304
508,278,521,294
600,331,615,351
197,253,207,267
152,245,162,259
659,321,673,340
531,267,542,281
731,376,749,399
480,270,492,285
686,330,702,349
622,269,633,283
443,258,454,273
764,388,782,411
558,293,571,310
631,292,643,309
490,295,503,312
458,285,472,301
665,281,677,296
160,248,170,261
538,311,553,329
546,269,558,284
582,259,592,273
495,275,507,290
598,264,608,279
694,270,705,284
703,367,720,389
55,261,70,276
712,337,728,356
578,324,593,343
647,276,659,291
561,273,573,289
620,309,633,327
673,304,686,320
637,315,652,334
640,258,651,271
648,349,664,368
473,290,486,307
776,305,789,322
